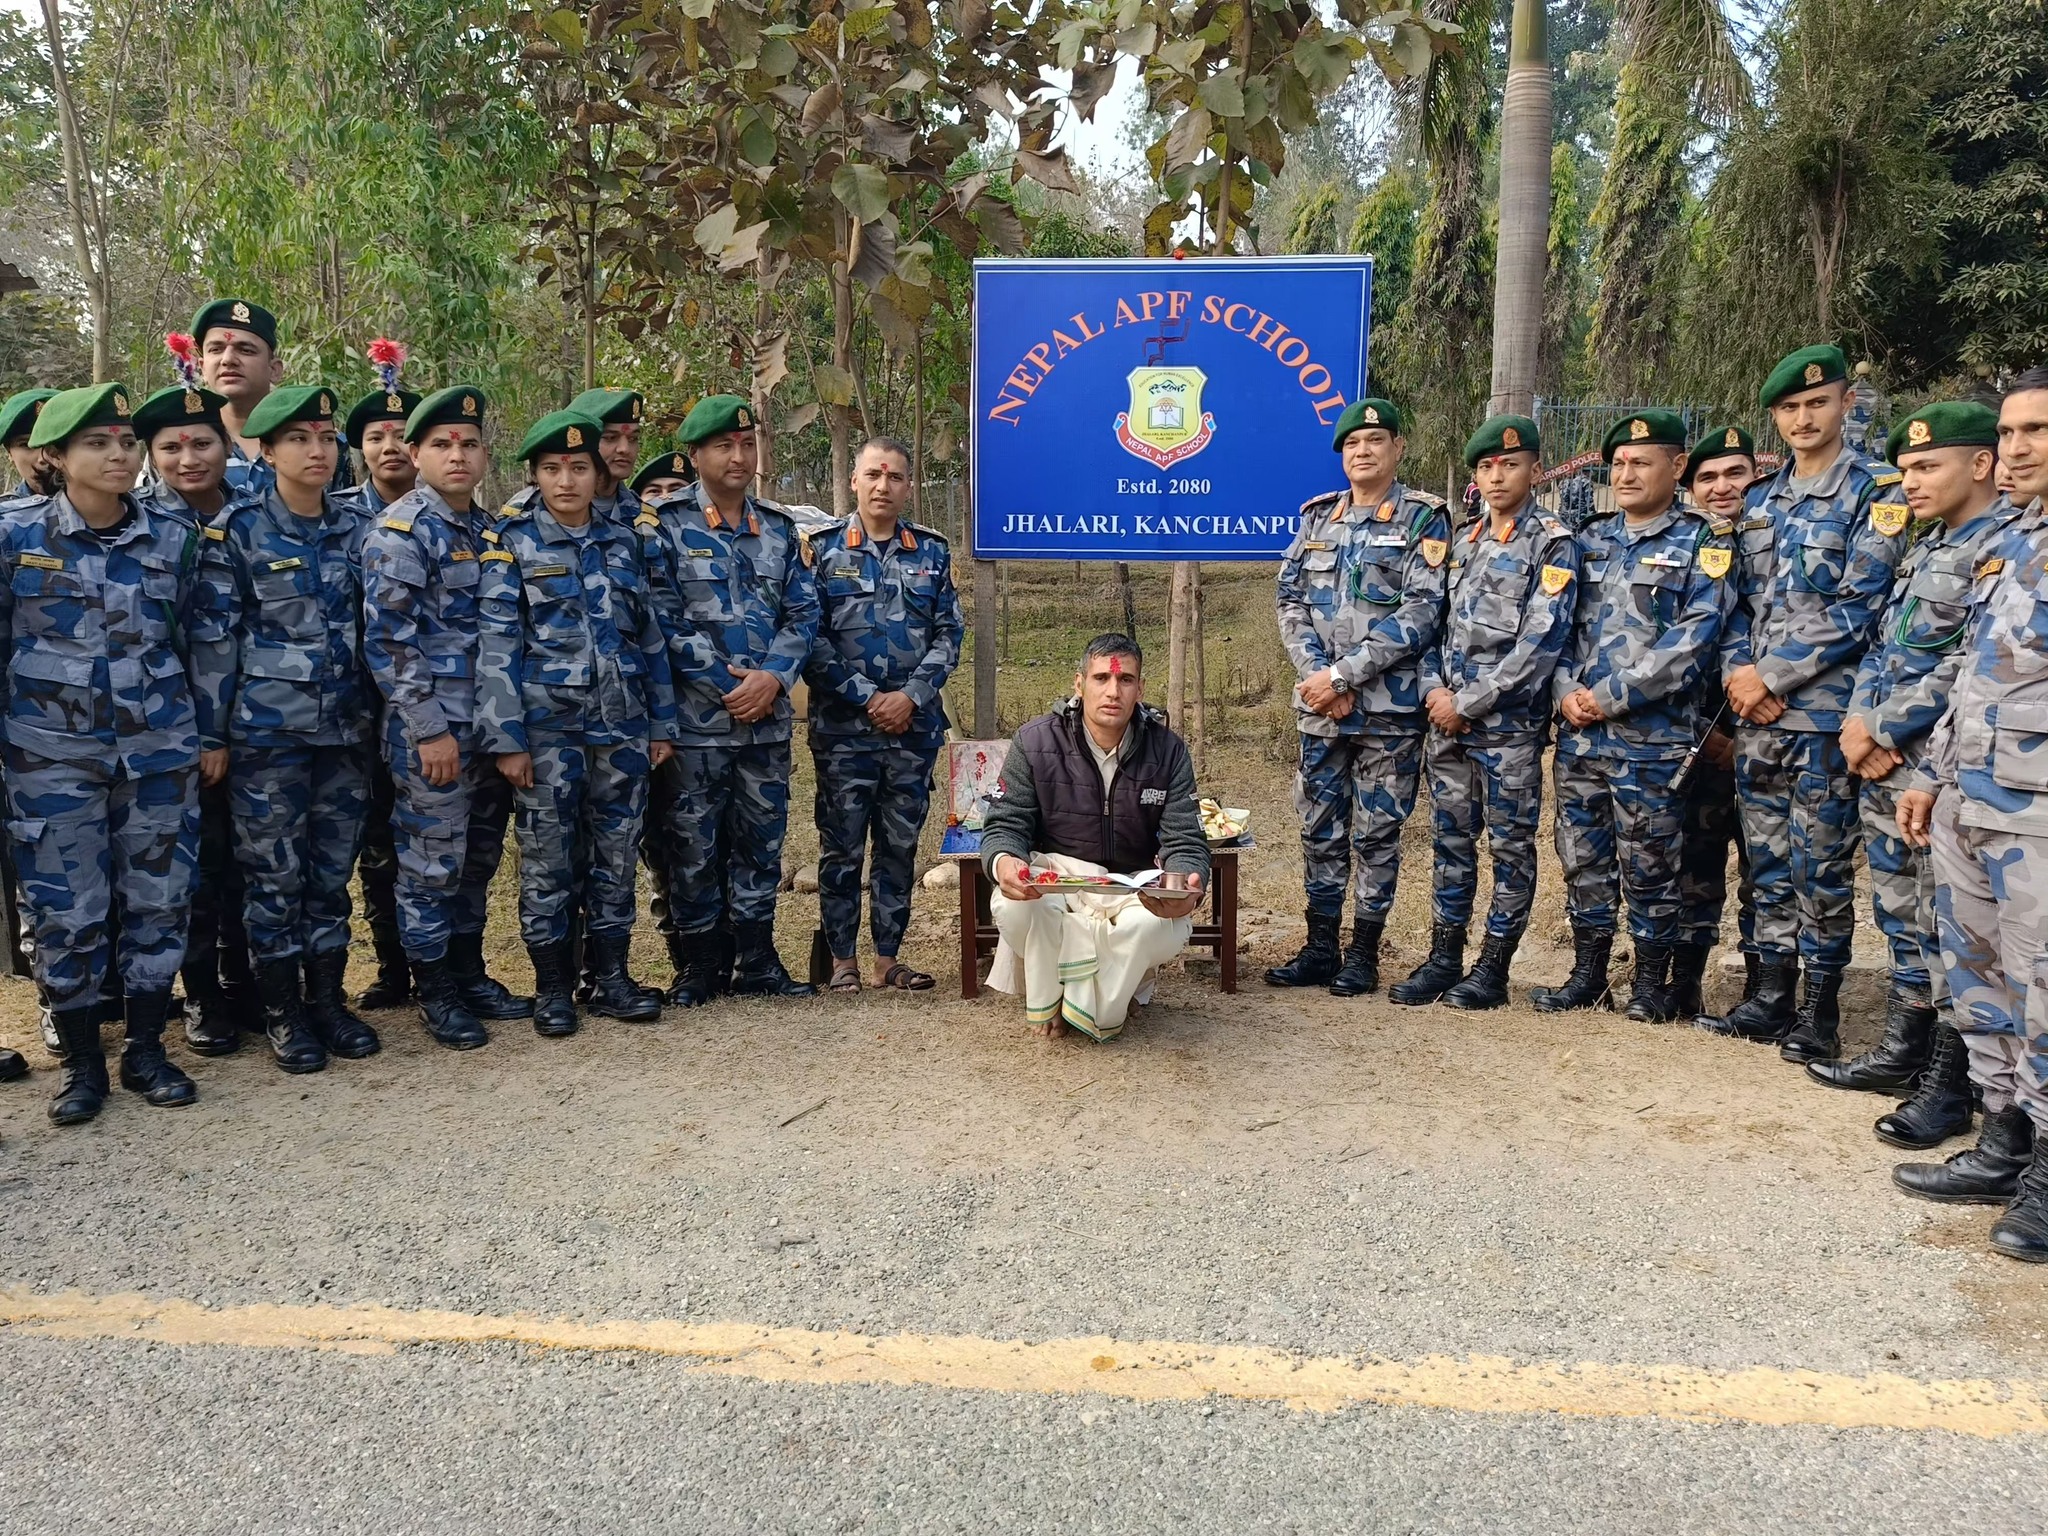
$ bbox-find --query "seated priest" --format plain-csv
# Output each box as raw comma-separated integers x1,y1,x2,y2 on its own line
980,633,1209,1041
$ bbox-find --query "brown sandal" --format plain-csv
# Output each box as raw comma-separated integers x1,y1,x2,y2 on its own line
828,963,862,993
879,963,934,991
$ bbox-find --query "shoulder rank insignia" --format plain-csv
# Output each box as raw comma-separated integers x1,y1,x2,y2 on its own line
201,525,227,541
635,513,659,531
798,534,815,568
19,552,64,571
1700,546,1732,580
1703,512,1734,536
1976,556,2005,582
1540,564,1574,595
1872,470,1903,488
265,557,305,573
1540,516,1570,539
1297,490,1343,517
1375,500,1395,522
478,527,499,544
1871,501,1910,537
497,504,521,520
381,517,413,533
1420,537,1448,569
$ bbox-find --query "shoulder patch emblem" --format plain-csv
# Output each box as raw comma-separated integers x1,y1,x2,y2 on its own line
1700,546,1732,580
1871,501,1910,537
1976,556,2005,582
1420,537,1448,569
1540,564,1574,595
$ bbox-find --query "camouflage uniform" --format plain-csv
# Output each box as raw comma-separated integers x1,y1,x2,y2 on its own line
223,434,353,501
1849,498,2021,1003
191,488,373,963
0,492,203,1009
1550,502,1737,942
360,485,510,961
805,516,963,960
332,480,403,946
1725,445,1913,974
1275,483,1449,920
1419,505,1580,938
477,500,675,946
641,484,819,936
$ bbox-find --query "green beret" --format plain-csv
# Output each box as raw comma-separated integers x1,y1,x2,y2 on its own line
1463,413,1541,467
27,382,135,449
1887,400,2000,463
404,385,487,443
1600,408,1686,464
566,388,644,428
344,387,423,444
192,297,278,351
242,385,338,442
1681,424,1756,487
631,450,697,494
1329,397,1403,450
518,410,605,463
1759,344,1847,407
0,389,58,446
678,393,757,447
133,384,230,443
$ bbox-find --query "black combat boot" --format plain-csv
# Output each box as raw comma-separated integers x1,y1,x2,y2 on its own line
447,930,534,1020
1264,910,1342,989
666,929,723,1009
1778,969,1842,1064
1873,1025,1976,1149
0,1047,26,1082
1989,1138,2048,1263
304,950,381,1059
1808,984,1934,1095
1328,919,1385,998
1531,926,1612,1013
729,920,817,997
1389,922,1467,1006
1893,1106,2034,1203
1700,953,1798,1041
1625,943,1674,1023
47,1005,109,1125
1666,942,1713,1020
221,939,262,1036
257,958,327,1075
415,957,489,1050
119,990,197,1107
355,917,413,1010
526,940,580,1038
1442,933,1520,1011
587,930,663,1022
178,946,241,1057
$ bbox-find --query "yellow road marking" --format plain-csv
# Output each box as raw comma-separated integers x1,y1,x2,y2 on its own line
3,1288,2045,1438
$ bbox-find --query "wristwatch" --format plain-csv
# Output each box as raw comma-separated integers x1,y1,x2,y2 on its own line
1329,674,1350,694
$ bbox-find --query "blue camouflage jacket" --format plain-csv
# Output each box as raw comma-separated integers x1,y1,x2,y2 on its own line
0,491,204,773
361,485,493,745
1850,497,2021,773
1553,500,1737,757
805,515,962,750
1277,481,1450,737
1724,444,1912,733
1421,500,1581,736
190,489,372,749
476,502,676,753
643,484,820,747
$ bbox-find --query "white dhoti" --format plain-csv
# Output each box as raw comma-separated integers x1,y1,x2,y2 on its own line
986,853,1194,1040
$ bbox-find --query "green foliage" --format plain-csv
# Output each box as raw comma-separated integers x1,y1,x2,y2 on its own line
1586,59,1691,395
1346,166,1419,340
1281,181,1343,253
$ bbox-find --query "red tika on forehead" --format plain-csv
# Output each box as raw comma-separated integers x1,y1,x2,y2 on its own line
1107,656,1123,675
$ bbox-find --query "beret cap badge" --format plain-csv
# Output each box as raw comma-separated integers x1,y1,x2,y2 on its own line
1629,417,1649,440
1362,405,1379,424
566,426,583,447
1907,419,1931,446
1804,362,1823,386
1502,426,1521,449
1724,428,1740,447
231,301,251,322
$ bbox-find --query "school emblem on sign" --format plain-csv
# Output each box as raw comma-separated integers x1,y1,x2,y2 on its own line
1115,366,1215,470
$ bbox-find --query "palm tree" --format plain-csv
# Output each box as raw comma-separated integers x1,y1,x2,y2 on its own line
1489,0,1551,415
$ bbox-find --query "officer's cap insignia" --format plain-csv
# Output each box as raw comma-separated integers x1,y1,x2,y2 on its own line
1700,546,1732,580
231,301,251,322
1420,537,1447,569
387,393,403,412
1907,419,1932,447
1872,501,1910,537
565,426,584,448
1362,405,1379,424
1502,426,1521,449
1976,557,2005,581
1804,362,1824,385
1376,500,1394,522
671,455,685,473
1539,564,1573,595
737,407,753,427
182,390,201,413
112,390,128,413
629,399,642,420
319,393,332,413
461,395,477,415
1724,428,1741,448
1629,417,1650,441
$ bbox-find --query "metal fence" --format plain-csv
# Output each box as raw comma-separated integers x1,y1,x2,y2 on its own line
1532,398,1784,522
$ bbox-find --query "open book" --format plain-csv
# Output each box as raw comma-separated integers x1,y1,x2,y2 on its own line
1021,867,1166,892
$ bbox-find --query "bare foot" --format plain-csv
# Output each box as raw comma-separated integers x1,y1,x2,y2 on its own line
1031,1018,1070,1039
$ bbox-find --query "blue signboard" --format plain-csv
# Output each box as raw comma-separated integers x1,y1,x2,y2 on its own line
971,256,1371,562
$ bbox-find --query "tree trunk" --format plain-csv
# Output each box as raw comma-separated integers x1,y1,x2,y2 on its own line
828,220,855,518
751,249,777,499
1116,562,1138,645
1190,564,1206,775
911,335,925,523
1166,563,1192,731
1489,0,1552,417
40,0,111,381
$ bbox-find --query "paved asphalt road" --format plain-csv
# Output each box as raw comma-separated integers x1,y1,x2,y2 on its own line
4,967,2045,1532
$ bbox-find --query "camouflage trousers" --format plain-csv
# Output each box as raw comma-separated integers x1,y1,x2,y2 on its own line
1734,727,1860,974
188,776,250,983
661,741,791,936
1294,730,1422,920
1861,777,1937,1001
356,755,400,938
229,740,371,963
3,747,199,1008
1551,749,1686,944
510,733,652,947
1931,789,2048,1130
385,719,512,963
1425,729,1543,940
1678,755,1755,950
812,741,939,959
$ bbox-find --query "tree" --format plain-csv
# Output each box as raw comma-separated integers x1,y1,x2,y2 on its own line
1346,164,1419,349
1489,0,1551,415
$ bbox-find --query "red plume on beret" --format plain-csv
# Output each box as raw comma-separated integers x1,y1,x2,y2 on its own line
367,337,407,394
164,331,201,392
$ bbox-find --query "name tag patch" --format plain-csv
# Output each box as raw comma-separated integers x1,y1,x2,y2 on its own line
265,557,305,573
19,552,64,570
1139,788,1166,805
528,564,571,579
